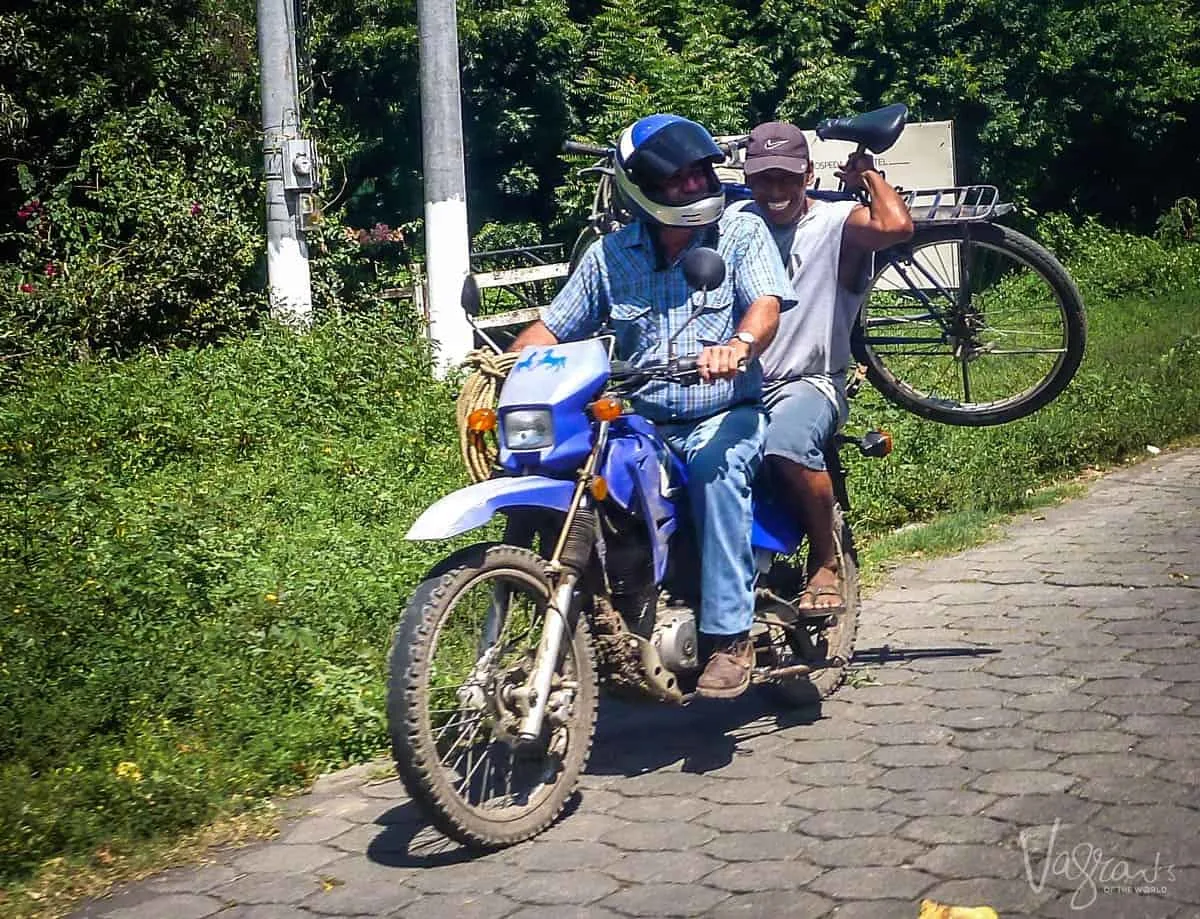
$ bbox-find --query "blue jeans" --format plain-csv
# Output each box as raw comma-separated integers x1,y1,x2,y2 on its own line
657,403,766,637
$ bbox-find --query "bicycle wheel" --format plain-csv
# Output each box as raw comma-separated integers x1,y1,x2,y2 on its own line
852,223,1086,426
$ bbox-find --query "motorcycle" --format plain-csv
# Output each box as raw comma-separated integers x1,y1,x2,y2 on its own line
387,249,892,848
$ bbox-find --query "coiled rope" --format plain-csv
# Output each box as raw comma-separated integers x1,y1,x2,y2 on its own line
456,348,518,482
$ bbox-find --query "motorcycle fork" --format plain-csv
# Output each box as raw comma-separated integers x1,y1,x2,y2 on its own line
517,420,609,743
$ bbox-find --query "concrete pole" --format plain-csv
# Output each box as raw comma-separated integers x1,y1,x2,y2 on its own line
417,0,474,374
257,0,313,324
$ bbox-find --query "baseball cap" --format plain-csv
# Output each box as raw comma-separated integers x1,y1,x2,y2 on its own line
743,122,811,176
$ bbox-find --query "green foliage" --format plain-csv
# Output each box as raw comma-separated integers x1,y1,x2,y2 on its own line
1037,208,1200,301
844,0,1200,223
0,2,267,358
6,0,1200,357
0,315,465,881
1155,196,1199,249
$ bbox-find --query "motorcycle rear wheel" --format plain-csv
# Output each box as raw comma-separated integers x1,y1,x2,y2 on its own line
761,505,859,706
387,543,598,848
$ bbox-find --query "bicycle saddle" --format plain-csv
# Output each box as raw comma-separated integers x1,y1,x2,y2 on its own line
816,103,908,154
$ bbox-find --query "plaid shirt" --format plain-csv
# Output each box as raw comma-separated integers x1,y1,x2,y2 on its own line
542,210,794,422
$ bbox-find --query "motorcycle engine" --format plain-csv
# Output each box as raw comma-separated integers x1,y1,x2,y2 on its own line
652,607,700,672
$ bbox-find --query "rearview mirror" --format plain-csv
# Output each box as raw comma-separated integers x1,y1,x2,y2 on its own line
682,246,725,292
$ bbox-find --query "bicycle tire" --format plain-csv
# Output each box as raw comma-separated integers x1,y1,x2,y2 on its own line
851,223,1087,426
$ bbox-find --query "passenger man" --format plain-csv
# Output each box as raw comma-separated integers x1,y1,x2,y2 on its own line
739,121,913,612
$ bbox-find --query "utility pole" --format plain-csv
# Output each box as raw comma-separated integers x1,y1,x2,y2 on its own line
417,0,474,374
257,0,317,325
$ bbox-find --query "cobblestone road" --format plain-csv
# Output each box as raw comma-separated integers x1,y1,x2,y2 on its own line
75,449,1200,919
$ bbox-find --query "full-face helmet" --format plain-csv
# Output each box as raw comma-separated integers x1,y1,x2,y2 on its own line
613,114,725,228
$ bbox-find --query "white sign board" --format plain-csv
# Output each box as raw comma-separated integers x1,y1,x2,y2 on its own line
717,120,956,190
805,120,956,192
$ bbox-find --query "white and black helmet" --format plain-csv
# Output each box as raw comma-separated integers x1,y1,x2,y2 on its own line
614,114,725,228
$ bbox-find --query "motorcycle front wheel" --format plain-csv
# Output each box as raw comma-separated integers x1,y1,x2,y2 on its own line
387,543,598,848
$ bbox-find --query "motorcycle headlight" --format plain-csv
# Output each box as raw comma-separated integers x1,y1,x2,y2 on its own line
502,409,554,451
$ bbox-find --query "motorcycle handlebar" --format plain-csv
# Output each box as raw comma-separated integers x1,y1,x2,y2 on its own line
611,356,694,381
609,355,720,386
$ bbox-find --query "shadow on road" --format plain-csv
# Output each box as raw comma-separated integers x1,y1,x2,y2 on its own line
852,644,1001,664
365,800,498,868
363,643,999,867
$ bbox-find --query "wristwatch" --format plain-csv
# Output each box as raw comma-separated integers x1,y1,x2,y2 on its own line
731,330,757,358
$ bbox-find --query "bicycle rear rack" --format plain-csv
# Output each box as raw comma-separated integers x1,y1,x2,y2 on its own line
902,185,1014,223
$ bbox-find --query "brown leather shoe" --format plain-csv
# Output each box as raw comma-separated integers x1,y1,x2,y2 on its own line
696,637,754,699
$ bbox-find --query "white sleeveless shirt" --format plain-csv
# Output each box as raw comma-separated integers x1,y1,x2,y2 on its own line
732,198,868,422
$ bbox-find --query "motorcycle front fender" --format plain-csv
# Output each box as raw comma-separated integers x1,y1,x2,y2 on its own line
405,476,577,541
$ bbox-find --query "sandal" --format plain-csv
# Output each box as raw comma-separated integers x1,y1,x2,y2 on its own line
796,570,846,617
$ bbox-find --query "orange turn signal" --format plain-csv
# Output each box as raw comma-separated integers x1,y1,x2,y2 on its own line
589,397,624,422
467,408,497,433
589,476,609,501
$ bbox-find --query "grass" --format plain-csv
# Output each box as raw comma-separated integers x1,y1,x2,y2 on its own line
0,806,279,919
1,224,1199,915
856,478,1091,591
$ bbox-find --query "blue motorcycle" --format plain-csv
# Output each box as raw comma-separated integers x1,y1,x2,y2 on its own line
388,250,890,848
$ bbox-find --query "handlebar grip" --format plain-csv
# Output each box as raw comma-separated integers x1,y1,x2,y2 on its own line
563,140,613,158
672,355,700,374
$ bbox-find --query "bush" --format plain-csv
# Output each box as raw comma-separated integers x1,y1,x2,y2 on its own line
0,315,465,881
1037,207,1200,302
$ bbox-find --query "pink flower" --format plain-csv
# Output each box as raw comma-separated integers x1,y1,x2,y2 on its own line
20,283,34,294
190,202,202,217
44,263,58,278
370,222,391,243
17,207,29,221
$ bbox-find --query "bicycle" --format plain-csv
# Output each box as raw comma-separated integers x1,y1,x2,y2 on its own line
562,104,1087,426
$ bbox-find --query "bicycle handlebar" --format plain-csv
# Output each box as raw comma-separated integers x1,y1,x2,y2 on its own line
563,141,613,158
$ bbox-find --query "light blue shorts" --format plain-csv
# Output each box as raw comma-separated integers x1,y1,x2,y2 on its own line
763,378,839,472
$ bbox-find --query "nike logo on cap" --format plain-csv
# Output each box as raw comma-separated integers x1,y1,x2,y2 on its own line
763,138,790,150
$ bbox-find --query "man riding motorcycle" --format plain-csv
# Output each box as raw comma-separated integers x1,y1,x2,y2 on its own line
508,113,794,698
